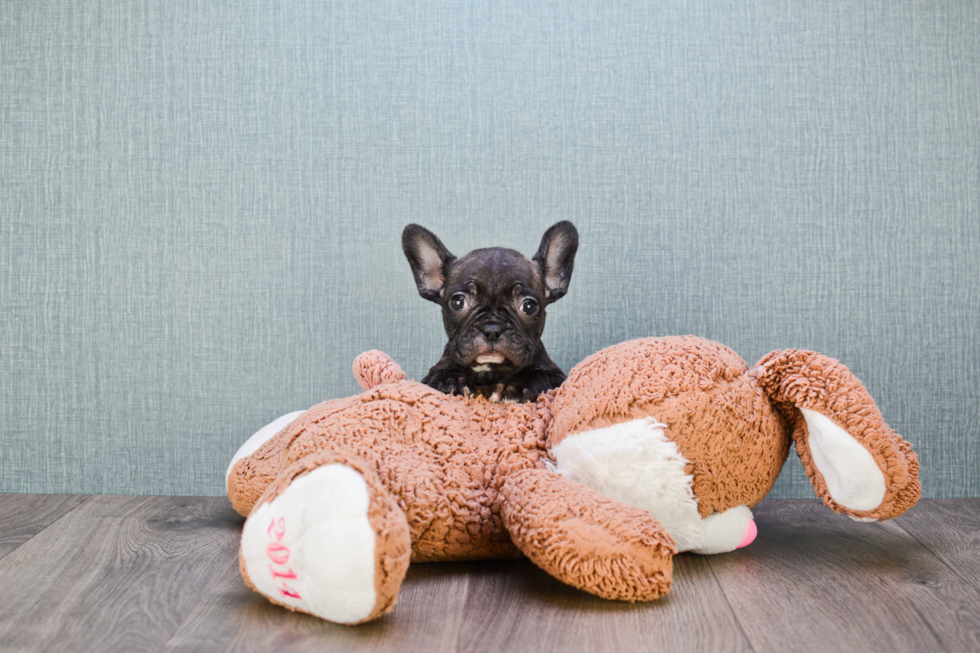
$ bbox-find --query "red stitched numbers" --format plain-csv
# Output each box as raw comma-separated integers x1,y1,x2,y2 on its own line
266,517,301,599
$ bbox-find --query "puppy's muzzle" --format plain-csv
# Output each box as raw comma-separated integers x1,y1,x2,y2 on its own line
480,321,504,342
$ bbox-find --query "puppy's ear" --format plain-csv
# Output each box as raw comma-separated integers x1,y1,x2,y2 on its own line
402,224,456,302
533,221,578,302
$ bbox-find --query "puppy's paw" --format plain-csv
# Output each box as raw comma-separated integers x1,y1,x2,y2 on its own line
487,383,507,403
423,371,472,397
485,381,546,403
495,369,565,403
499,385,535,404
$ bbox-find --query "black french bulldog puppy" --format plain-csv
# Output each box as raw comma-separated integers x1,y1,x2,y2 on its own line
402,222,578,403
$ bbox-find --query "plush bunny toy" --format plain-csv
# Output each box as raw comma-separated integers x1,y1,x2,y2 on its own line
226,336,919,625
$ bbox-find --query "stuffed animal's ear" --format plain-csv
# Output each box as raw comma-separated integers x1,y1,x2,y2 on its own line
752,349,921,521
532,221,578,302
402,224,456,302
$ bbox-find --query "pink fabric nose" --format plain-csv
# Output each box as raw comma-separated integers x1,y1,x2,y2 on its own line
737,519,757,549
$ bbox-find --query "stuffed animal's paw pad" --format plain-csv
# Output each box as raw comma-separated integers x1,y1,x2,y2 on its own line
240,465,379,624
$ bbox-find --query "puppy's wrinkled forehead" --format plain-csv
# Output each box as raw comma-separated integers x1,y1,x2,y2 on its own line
446,248,543,295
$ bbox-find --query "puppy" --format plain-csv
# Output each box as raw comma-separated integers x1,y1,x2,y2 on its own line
402,222,578,403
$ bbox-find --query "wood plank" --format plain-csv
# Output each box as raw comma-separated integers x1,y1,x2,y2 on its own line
708,499,980,653
887,499,980,592
457,555,753,653
161,560,473,653
167,553,752,653
3,495,977,652
0,493,89,560
0,496,242,653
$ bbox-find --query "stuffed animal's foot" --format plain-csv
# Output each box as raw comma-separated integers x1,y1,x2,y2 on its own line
688,506,756,555
753,350,920,521
239,452,411,624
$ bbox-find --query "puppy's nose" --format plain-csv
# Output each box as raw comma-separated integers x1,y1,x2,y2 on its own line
481,322,504,342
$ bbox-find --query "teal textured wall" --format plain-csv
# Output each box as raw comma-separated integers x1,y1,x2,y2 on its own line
1,0,978,497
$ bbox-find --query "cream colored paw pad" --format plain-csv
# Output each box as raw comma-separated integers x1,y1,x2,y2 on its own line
240,464,378,624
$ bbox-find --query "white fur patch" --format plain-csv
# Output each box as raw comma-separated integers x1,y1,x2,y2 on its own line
550,418,701,549
226,410,307,483
801,408,886,512
550,417,751,553
240,464,378,624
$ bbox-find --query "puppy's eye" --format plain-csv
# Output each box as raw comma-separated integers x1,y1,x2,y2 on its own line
519,298,538,316
450,294,467,311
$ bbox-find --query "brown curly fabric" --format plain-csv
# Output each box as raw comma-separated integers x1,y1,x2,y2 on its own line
228,339,921,623
548,336,790,517
230,377,555,561
751,349,921,520
500,468,675,601
353,350,408,391
227,408,329,515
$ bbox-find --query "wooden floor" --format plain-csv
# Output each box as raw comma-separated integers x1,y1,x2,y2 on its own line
0,497,977,653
